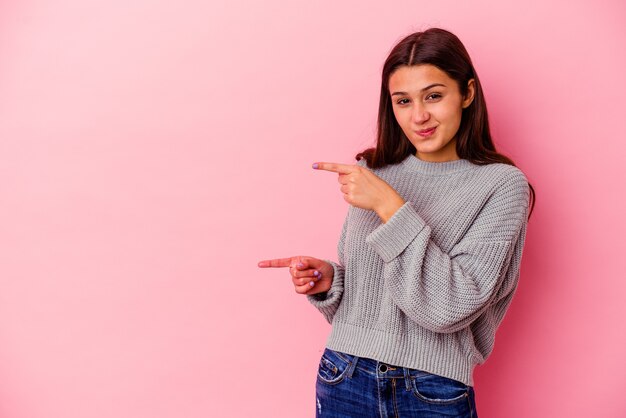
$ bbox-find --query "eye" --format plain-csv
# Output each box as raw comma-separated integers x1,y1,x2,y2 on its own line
426,93,442,100
396,98,409,105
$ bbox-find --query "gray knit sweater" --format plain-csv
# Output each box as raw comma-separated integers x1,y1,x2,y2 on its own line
307,153,530,387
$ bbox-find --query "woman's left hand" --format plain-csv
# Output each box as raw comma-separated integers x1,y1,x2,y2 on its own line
313,161,406,223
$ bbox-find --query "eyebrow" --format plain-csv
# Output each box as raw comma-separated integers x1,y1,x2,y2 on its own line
390,83,446,96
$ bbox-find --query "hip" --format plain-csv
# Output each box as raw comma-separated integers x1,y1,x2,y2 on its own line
315,347,478,418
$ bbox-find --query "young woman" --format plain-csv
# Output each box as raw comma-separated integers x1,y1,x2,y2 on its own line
258,27,535,418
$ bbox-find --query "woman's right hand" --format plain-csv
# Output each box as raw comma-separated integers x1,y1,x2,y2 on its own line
257,256,334,295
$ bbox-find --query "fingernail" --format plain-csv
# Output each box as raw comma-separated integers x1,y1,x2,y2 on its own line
314,270,319,276
312,163,319,169
309,281,315,287
297,263,304,268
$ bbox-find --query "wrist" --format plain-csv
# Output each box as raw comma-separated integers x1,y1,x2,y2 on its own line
376,193,406,223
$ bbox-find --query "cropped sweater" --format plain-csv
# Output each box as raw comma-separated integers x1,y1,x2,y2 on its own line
307,153,531,387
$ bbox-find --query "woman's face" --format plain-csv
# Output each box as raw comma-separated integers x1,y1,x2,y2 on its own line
389,64,475,162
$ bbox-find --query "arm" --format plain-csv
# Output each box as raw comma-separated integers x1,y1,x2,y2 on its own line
306,210,349,324
366,170,531,334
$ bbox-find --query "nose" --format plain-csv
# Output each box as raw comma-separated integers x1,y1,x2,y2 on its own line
412,102,430,125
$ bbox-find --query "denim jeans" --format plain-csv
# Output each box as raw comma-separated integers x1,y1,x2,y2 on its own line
315,348,478,417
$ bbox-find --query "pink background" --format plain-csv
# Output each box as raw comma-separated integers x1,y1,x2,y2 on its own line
1,1,625,417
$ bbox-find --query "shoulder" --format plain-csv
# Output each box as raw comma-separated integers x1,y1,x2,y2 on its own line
475,162,526,179
475,163,530,209
474,163,528,189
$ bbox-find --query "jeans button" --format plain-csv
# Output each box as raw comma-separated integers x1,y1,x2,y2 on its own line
379,364,388,373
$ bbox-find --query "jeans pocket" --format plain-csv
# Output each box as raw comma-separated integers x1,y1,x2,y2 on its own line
316,348,352,385
410,372,469,405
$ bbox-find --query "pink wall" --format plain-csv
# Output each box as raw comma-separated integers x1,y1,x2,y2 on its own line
1,1,625,417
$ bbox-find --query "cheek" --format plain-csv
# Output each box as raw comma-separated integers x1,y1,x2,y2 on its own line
392,107,408,126
436,105,463,127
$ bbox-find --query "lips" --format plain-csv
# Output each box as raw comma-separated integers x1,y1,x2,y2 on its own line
416,127,437,136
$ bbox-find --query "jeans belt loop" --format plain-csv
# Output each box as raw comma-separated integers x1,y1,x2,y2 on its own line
403,367,411,391
345,355,359,379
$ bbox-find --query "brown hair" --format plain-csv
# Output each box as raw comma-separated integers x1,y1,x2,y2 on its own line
356,28,536,219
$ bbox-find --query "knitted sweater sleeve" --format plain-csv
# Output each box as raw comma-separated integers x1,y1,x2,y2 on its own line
366,169,530,334
306,210,349,324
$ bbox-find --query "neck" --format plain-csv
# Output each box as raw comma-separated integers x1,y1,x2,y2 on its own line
402,154,475,175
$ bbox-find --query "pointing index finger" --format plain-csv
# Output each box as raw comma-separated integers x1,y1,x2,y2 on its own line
312,162,357,174
257,258,292,268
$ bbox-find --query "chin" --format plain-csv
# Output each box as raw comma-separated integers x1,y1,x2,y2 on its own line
415,145,443,154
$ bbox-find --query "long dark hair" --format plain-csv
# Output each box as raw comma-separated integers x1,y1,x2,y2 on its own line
356,28,536,219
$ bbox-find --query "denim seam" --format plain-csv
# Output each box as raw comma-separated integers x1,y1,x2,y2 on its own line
334,350,354,365
403,367,411,391
392,379,399,418
331,351,377,376
345,356,358,379
409,377,469,405
467,388,475,417
318,352,349,385
377,375,384,418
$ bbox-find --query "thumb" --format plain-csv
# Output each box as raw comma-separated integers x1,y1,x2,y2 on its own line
295,256,322,270
293,256,307,270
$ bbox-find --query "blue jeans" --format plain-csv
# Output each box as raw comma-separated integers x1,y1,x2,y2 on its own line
315,348,478,417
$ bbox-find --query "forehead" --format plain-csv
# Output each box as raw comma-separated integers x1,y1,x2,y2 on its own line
388,64,453,90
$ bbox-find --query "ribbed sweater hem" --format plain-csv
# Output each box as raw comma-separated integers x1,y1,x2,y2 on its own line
325,321,476,387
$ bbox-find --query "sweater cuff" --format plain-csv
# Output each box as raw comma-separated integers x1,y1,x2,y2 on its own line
365,202,427,263
306,260,344,316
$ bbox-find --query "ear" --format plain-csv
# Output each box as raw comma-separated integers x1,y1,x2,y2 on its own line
462,79,475,109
